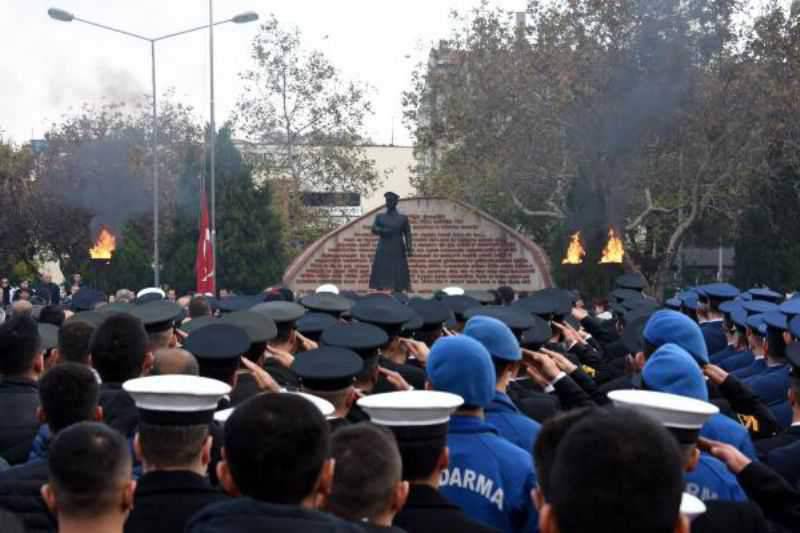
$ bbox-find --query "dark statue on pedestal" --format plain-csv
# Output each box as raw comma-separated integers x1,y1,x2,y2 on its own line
369,192,413,292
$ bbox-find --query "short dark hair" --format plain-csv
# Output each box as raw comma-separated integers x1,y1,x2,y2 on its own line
767,326,787,360
274,322,294,343
224,393,329,504
497,286,515,305
58,320,96,364
328,424,401,522
198,359,239,385
491,356,515,383
243,341,267,364
394,428,447,482
0,315,41,375
188,297,211,319
89,313,148,383
138,423,208,468
39,305,66,327
47,422,131,519
533,407,599,498
548,407,684,533
39,363,99,433
147,329,173,352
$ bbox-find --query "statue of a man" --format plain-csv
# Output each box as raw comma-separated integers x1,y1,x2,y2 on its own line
369,192,412,292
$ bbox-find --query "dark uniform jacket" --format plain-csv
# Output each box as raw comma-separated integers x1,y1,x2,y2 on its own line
0,459,54,533
186,497,365,532
99,383,139,438
737,461,800,530
756,425,800,461
394,484,500,533
507,380,559,423
700,320,728,356
124,470,227,533
0,377,40,464
374,357,426,393
692,501,768,533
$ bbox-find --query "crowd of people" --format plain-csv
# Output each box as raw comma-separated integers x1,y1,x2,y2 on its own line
0,274,799,532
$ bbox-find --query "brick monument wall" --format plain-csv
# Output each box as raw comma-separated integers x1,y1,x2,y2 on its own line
283,197,553,294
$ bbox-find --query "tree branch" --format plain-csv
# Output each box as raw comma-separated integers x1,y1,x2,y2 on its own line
625,188,677,231
509,189,566,219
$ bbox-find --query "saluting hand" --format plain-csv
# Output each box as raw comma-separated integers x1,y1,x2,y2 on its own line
378,367,412,391
703,364,729,386
698,437,751,474
266,345,295,368
240,357,281,394
295,331,318,351
521,349,561,383
400,338,430,364
539,347,578,374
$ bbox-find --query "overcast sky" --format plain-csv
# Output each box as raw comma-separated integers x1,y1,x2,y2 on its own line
0,0,532,147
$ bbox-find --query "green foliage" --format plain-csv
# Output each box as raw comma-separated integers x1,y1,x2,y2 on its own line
213,128,286,293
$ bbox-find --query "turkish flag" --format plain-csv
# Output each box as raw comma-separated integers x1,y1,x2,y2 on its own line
195,189,215,295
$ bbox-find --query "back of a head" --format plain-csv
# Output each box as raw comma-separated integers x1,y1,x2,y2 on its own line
58,320,96,364
533,407,599,499
548,408,684,533
151,348,199,376
40,363,99,434
328,423,402,522
89,313,148,383
114,289,135,304
47,422,131,520
224,393,329,504
188,297,212,319
0,314,41,375
39,305,66,327
11,300,33,318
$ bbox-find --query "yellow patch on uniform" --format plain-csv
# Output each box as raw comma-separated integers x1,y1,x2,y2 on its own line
581,365,597,378
737,414,759,433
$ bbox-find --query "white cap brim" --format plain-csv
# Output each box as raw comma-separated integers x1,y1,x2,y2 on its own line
357,390,464,426
213,391,335,423
607,389,719,429
442,287,465,296
137,287,166,299
123,375,231,412
680,492,706,522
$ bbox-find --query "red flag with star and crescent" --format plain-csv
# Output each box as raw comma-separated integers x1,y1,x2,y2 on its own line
195,189,215,294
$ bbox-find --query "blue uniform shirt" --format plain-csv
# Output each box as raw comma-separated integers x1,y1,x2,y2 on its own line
744,364,791,407
441,415,539,533
731,358,766,379
710,345,736,364
719,351,756,372
685,453,748,502
699,413,757,461
700,321,728,357
485,391,542,454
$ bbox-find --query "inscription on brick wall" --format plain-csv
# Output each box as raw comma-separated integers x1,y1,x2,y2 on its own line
284,198,552,294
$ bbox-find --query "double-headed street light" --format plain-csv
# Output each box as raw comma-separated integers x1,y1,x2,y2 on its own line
48,6,258,287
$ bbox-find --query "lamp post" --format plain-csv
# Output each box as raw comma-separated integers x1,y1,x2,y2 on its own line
47,7,258,287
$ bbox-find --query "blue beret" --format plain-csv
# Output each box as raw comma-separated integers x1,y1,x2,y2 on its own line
642,343,708,401
426,335,495,407
463,316,521,361
643,310,708,365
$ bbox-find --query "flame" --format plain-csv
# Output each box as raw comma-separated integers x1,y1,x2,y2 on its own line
562,232,586,265
599,227,624,264
89,226,117,260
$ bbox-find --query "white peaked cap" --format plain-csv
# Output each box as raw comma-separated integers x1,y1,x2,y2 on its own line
316,284,340,295
123,375,231,425
442,287,465,296
607,389,719,430
137,287,166,299
213,391,335,424
357,390,464,426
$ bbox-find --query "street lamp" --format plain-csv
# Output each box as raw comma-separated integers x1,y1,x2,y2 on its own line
48,6,258,287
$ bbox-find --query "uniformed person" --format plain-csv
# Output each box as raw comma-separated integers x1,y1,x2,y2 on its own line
462,315,542,454
122,375,230,533
251,301,308,386
320,321,389,424
755,342,800,460
439,294,481,333
407,298,451,348
358,390,500,533
641,343,749,501
291,346,363,432
327,424,409,531
350,299,426,392
207,311,273,406
742,310,792,427
183,323,251,396
608,389,768,531
729,313,769,378
296,312,338,344
130,300,183,353
187,393,362,533
425,335,538,532
698,283,740,356
715,306,756,371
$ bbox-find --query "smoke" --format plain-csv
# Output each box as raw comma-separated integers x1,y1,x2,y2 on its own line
48,58,145,110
